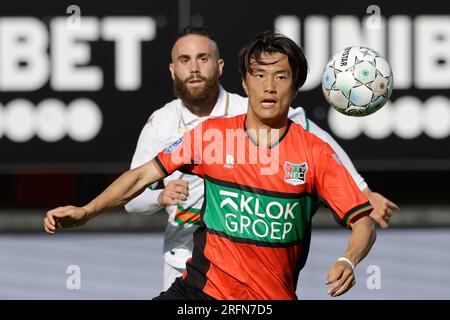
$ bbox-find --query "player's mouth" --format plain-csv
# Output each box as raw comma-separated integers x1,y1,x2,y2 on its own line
186,75,207,86
186,79,205,89
188,79,204,83
260,98,277,108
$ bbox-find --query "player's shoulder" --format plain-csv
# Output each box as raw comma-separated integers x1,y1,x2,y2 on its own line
227,91,248,105
290,119,328,148
145,98,181,127
226,91,248,116
288,106,307,128
289,123,334,168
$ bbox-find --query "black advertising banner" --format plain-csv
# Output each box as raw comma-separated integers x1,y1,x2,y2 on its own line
0,0,449,172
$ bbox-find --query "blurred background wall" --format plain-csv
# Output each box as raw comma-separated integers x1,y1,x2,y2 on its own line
0,0,448,228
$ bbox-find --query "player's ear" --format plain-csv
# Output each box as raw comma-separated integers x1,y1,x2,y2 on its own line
217,58,224,77
242,79,248,96
169,63,176,81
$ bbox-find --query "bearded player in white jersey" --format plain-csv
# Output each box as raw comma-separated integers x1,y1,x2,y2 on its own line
125,26,399,291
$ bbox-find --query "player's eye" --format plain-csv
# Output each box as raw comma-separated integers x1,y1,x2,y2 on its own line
276,73,290,80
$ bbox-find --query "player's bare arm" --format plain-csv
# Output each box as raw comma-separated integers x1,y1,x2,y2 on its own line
44,161,164,234
325,215,376,297
363,187,400,229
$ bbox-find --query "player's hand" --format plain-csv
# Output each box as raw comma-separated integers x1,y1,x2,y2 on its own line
364,190,399,229
157,180,189,206
44,206,89,234
325,260,356,297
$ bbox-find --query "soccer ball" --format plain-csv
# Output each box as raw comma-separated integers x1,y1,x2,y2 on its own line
322,46,393,117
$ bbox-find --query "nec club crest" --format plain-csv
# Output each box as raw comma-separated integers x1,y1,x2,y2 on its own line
283,161,308,185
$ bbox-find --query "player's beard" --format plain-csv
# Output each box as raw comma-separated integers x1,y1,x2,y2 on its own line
173,72,220,110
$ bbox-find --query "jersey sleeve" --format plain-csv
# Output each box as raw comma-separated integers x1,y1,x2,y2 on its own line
312,139,372,228
152,121,205,178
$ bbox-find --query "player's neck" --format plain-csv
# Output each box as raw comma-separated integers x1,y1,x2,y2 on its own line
244,113,289,147
245,110,289,130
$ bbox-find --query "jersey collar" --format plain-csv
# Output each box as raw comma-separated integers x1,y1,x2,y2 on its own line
243,116,293,149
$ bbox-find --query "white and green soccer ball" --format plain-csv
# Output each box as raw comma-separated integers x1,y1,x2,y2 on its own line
322,46,393,117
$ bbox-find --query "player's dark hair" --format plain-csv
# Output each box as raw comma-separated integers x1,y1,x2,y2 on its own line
177,26,216,42
239,30,308,91
174,26,220,57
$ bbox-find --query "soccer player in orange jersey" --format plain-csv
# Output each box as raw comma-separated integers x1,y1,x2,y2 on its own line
44,30,376,300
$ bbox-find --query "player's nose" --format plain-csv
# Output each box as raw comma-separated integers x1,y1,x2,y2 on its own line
263,78,276,94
